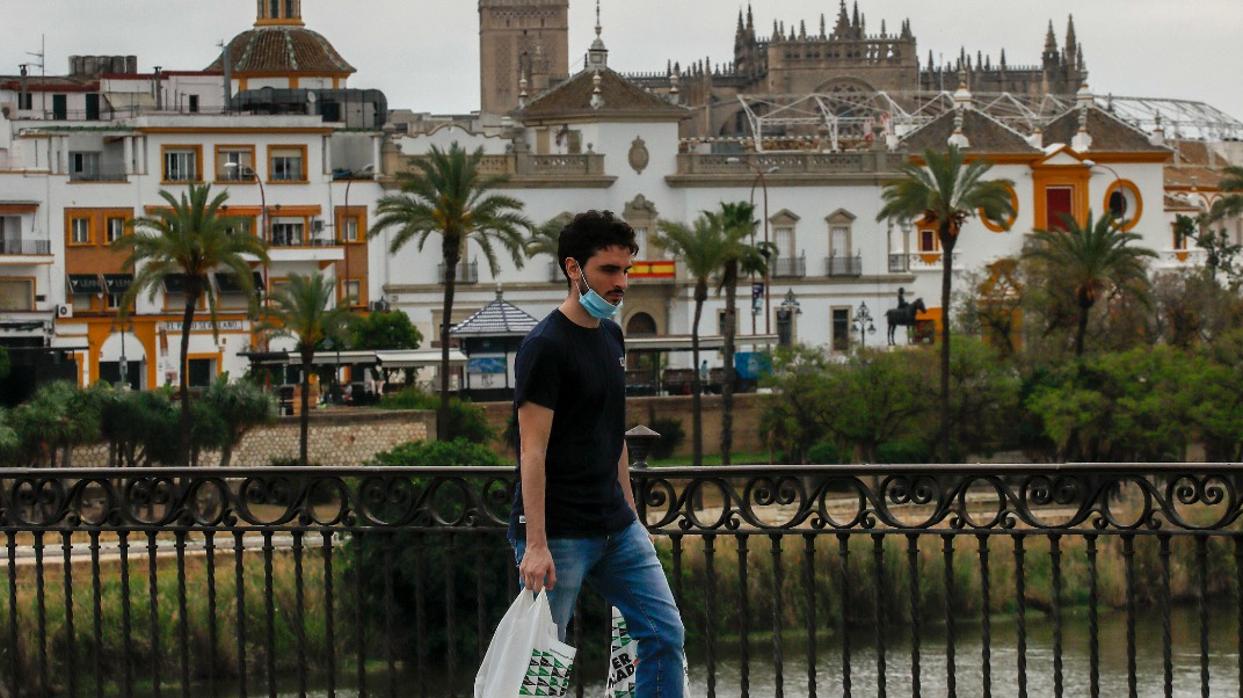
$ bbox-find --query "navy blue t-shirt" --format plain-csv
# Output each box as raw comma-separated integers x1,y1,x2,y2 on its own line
508,309,635,539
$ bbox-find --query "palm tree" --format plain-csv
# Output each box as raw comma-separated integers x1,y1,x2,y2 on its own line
370,144,532,440
715,201,775,465
876,146,1015,460
1207,165,1243,223
526,214,571,263
115,184,267,466
1024,212,1157,357
653,214,730,466
261,272,353,466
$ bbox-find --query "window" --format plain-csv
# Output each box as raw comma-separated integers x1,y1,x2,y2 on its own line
216,146,255,181
1104,179,1144,232
1173,223,1190,251
830,225,849,257
343,216,361,242
106,217,127,244
0,278,33,311
270,0,280,18
163,148,199,182
774,226,795,259
832,308,850,352
343,279,362,305
18,93,32,110
1045,186,1074,231
272,220,305,246
716,309,739,337
70,217,91,245
69,151,100,179
224,218,254,237
188,95,199,113
269,147,305,182
285,0,295,17
187,358,216,388
918,228,939,253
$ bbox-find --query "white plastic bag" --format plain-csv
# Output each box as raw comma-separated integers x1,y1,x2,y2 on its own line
475,590,576,698
605,607,692,698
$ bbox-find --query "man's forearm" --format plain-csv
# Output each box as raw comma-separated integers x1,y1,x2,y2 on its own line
617,443,637,513
520,448,549,546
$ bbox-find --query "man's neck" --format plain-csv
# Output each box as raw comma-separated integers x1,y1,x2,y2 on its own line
559,295,601,329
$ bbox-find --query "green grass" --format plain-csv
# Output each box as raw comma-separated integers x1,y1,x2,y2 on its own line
649,451,771,466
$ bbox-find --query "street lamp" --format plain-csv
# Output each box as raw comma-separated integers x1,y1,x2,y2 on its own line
725,156,780,337
224,161,271,349
775,288,801,347
851,301,877,348
341,164,374,243
1083,159,1126,221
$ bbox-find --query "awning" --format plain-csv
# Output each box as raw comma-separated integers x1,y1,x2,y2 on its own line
377,349,468,368
623,334,781,352
163,274,188,294
102,274,133,295
215,271,264,294
67,274,102,295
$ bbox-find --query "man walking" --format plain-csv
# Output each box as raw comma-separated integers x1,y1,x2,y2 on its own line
509,210,686,697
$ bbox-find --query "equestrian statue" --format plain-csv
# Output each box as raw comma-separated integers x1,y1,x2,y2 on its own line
885,287,926,345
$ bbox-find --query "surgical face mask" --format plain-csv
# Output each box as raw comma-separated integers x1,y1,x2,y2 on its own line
569,259,623,320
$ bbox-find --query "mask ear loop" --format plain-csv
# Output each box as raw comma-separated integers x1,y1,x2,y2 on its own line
568,259,590,296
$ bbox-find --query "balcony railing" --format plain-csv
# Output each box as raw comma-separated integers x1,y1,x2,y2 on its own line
890,251,961,272
1159,248,1208,267
825,253,863,277
269,235,340,248
771,255,806,279
68,168,128,182
0,460,1237,696
0,239,51,255
675,151,905,176
438,260,479,284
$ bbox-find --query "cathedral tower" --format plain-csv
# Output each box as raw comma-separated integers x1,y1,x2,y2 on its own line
479,0,569,115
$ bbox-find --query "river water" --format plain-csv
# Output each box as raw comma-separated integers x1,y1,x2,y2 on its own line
130,603,1236,697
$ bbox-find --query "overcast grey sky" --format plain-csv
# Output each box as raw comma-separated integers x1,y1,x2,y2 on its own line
4,1,1242,120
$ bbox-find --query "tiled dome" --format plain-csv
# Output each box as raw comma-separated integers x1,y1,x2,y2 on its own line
208,26,354,76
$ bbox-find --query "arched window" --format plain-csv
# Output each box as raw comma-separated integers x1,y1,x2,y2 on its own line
269,0,280,19
1103,179,1143,232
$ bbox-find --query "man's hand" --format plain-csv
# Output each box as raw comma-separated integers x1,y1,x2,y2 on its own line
520,543,557,592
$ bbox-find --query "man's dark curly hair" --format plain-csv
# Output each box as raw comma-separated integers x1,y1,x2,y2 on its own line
556,210,638,284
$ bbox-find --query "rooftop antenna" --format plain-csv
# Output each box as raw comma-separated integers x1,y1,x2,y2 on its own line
25,35,45,118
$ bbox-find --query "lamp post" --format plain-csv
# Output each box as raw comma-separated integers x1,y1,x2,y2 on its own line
224,161,270,350
776,288,801,347
1083,159,1124,221
851,300,877,348
118,320,129,389
725,156,779,337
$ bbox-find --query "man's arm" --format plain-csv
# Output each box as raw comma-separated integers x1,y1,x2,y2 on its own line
518,401,557,591
617,442,637,513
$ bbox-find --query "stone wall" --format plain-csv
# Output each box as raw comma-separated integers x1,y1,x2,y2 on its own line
71,409,435,467
480,392,767,459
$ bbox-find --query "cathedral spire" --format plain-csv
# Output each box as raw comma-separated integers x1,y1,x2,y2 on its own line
820,13,827,38
1065,14,1078,65
737,9,744,34
1043,20,1060,66
746,5,754,33
880,19,886,38
852,1,860,30
834,0,850,38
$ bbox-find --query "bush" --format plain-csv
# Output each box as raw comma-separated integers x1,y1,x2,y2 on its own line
646,417,685,459
370,438,504,467
876,439,931,464
379,387,495,444
807,440,846,464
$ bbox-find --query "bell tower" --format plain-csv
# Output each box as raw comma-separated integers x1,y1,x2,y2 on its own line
256,0,305,26
479,0,569,115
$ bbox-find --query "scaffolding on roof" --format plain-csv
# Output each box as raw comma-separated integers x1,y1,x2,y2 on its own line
735,90,1243,151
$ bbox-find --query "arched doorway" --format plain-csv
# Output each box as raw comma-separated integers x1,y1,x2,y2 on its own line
624,312,659,390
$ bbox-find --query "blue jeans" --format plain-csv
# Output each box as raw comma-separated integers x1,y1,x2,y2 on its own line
511,520,686,698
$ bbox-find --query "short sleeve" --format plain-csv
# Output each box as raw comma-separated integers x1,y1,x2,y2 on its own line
514,336,561,410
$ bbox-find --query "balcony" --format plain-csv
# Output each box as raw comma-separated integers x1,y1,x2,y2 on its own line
0,461,1237,695
890,251,960,272
672,151,905,178
771,255,806,279
438,260,479,284
824,253,863,277
264,234,344,263
68,168,128,183
1158,248,1208,268
0,239,51,256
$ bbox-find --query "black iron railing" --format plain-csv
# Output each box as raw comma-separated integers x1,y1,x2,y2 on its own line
825,253,863,277
0,462,1240,697
438,261,479,284
771,256,806,279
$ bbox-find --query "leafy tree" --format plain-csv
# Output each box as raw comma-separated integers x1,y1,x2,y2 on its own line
202,375,276,467
348,310,423,351
714,201,775,465
114,183,268,465
378,386,495,444
10,381,102,467
877,146,1016,459
1205,165,1243,225
0,408,18,463
0,346,9,382
1024,212,1156,357
95,385,175,466
911,336,1022,460
370,438,504,467
262,272,352,466
371,143,532,440
759,345,834,464
1149,269,1243,348
818,348,930,463
1190,329,1243,461
525,214,572,271
653,214,730,466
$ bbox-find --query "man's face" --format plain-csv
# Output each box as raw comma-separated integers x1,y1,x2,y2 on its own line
571,245,633,304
